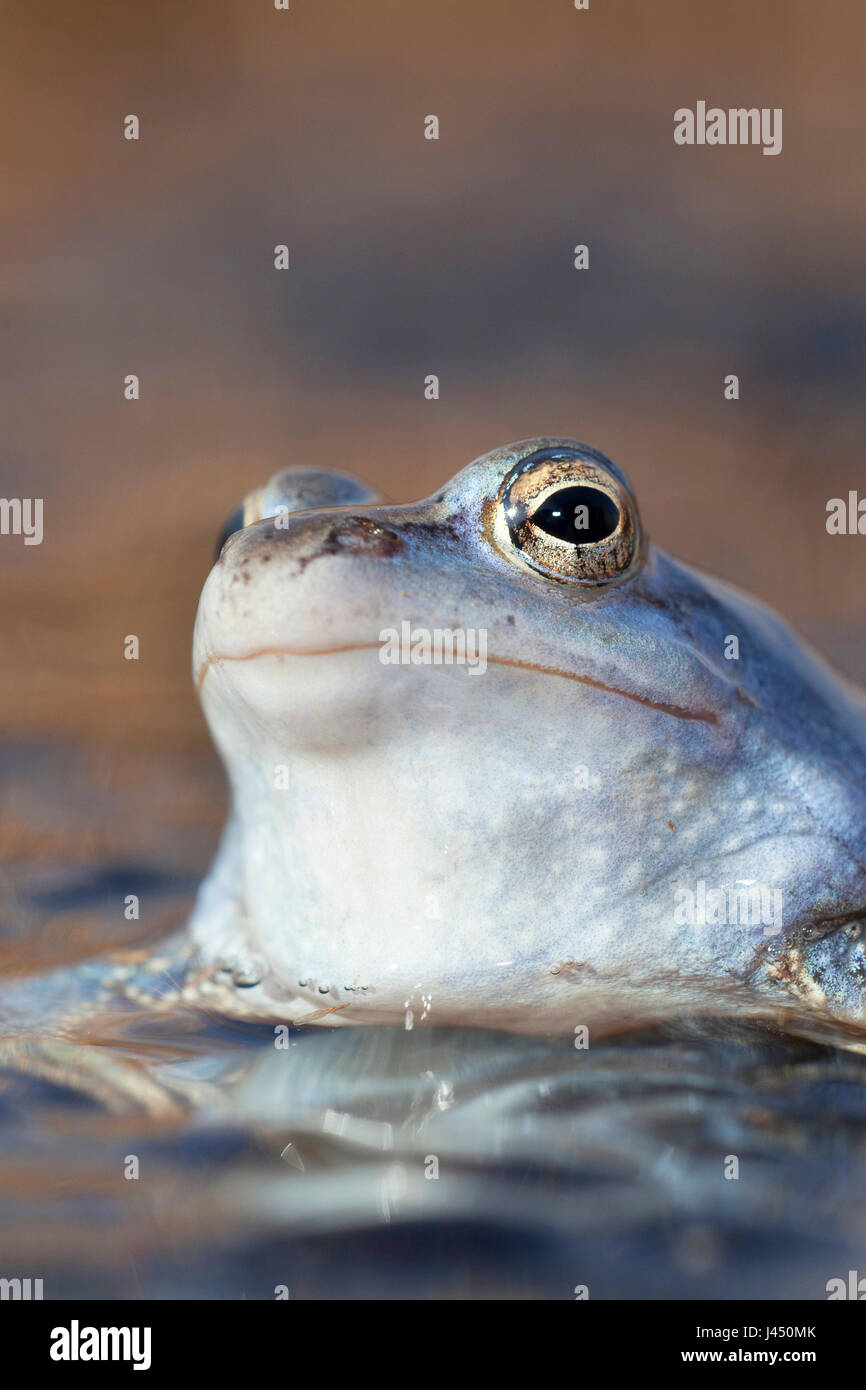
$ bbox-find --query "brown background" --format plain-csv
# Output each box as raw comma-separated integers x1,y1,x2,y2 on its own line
0,0,863,752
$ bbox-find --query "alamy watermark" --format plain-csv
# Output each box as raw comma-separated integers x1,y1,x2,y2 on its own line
826,491,866,534
674,103,782,156
674,879,783,936
827,1270,866,1299
0,497,43,545
0,1276,43,1299
379,621,487,675
50,1321,151,1370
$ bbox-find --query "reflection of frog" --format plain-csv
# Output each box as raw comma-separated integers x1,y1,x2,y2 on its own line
3,439,864,1051
188,438,866,1036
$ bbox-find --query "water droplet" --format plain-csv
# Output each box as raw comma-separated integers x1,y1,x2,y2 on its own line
404,1008,414,1031
231,956,266,988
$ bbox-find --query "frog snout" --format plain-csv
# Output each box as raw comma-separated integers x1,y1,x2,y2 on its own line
301,515,405,564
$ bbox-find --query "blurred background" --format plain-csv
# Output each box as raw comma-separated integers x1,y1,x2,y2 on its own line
2,0,865,739
0,0,865,1301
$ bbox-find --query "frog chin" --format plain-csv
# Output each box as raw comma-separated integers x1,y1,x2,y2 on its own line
192,662,866,1034
194,619,866,1036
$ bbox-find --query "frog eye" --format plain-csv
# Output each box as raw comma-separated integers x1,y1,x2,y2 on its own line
214,488,266,560
215,505,247,559
494,447,639,584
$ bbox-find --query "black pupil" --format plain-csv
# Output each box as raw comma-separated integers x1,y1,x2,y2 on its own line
215,505,246,559
531,486,619,544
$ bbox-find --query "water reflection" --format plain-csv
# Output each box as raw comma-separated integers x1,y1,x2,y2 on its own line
3,963,866,1298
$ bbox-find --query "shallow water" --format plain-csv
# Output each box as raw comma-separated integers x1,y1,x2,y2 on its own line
5,949,866,1297
6,1011,866,1300
2,742,866,1299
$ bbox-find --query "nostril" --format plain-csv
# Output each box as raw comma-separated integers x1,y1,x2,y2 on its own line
292,516,404,575
329,517,404,558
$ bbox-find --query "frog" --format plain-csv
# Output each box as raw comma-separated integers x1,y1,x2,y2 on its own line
3,437,865,1054
184,436,866,1039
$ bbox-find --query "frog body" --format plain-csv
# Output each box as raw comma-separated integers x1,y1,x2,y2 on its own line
2,439,864,1047
183,439,866,1037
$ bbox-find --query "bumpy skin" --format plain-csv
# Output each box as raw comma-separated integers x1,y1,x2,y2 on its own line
187,438,866,1038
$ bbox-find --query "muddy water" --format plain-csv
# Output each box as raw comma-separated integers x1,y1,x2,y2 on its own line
2,743,866,1299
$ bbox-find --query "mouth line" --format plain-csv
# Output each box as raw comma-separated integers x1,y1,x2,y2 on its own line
797,905,866,940
748,906,866,994
197,643,720,725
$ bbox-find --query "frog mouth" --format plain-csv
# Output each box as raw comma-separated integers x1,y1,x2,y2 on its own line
196,642,720,725
749,906,866,1029
748,905,866,961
